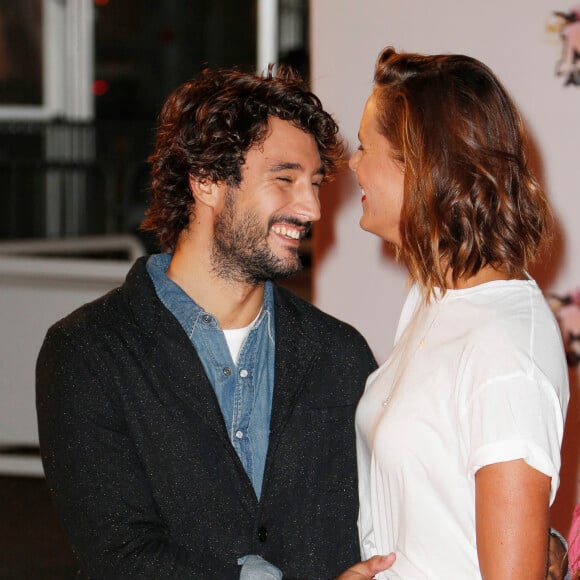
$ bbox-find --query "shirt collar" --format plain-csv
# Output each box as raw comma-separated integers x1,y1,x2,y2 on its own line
146,253,274,337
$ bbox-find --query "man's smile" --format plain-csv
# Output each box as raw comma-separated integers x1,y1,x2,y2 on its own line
271,223,303,240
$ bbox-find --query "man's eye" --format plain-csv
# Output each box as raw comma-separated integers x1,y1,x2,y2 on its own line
276,177,292,183
312,181,322,188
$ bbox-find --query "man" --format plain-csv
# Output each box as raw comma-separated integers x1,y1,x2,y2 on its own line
36,67,381,579
547,529,569,580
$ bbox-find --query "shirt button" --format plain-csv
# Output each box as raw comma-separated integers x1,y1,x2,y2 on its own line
235,430,244,439
258,526,268,543
239,369,248,378
223,367,232,376
201,314,211,323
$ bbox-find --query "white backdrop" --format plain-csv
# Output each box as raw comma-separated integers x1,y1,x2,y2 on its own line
311,0,580,535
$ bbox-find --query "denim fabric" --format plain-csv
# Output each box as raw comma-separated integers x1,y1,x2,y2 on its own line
147,253,275,499
238,555,284,579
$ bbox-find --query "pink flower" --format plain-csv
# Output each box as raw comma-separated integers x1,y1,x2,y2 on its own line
570,288,580,305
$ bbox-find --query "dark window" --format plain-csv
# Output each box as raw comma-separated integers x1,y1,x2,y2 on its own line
0,0,43,106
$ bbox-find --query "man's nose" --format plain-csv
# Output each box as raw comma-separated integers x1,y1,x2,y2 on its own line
292,182,321,222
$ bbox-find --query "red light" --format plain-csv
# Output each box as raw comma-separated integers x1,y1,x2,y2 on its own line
159,27,176,43
94,0,110,6
92,79,110,96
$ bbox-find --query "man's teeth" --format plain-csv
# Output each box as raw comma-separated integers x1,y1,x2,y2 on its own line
272,225,301,239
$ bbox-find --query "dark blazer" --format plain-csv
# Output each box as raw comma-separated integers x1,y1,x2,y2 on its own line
36,257,377,579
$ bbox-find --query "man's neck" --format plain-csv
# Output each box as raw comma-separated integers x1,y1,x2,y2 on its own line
166,244,266,330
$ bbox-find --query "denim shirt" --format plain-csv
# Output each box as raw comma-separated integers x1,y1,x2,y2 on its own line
146,253,275,499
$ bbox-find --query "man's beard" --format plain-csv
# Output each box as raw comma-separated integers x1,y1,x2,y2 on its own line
211,189,308,284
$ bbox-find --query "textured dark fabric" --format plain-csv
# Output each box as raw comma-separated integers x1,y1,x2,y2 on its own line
36,257,378,579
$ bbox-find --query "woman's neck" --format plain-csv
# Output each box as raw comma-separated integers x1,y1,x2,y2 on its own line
445,265,524,290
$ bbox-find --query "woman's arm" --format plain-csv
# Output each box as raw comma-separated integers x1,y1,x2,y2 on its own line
475,459,551,579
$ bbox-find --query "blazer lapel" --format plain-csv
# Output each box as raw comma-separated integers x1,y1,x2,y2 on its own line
126,265,257,505
267,292,320,461
150,320,259,508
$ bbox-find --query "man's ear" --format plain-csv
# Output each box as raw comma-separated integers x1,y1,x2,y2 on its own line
189,175,223,209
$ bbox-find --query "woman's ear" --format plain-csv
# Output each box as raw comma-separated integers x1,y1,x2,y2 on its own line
188,175,223,209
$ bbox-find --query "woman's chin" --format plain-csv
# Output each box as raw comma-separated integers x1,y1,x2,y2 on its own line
359,218,383,239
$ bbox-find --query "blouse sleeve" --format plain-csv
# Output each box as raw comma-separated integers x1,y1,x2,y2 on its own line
462,372,565,503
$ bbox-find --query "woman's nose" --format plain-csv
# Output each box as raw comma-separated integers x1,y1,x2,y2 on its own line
349,149,361,171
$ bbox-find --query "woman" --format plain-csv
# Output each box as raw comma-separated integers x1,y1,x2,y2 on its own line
350,47,570,578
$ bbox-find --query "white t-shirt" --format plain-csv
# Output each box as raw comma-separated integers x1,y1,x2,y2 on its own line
356,278,569,579
223,310,261,364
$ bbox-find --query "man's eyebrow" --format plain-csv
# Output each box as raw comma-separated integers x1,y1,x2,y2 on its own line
268,162,325,175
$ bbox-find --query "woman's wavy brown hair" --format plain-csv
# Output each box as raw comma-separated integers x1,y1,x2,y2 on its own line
372,47,550,296
141,67,343,252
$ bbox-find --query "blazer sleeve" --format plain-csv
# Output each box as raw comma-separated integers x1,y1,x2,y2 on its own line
36,324,238,579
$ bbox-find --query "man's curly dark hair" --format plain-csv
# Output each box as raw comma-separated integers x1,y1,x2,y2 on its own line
141,67,343,252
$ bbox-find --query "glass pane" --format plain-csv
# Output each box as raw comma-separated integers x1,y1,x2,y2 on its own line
94,0,257,121
0,0,43,105
279,0,309,80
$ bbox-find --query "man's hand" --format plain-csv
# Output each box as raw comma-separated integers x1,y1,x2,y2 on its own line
335,554,396,579
547,530,568,580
